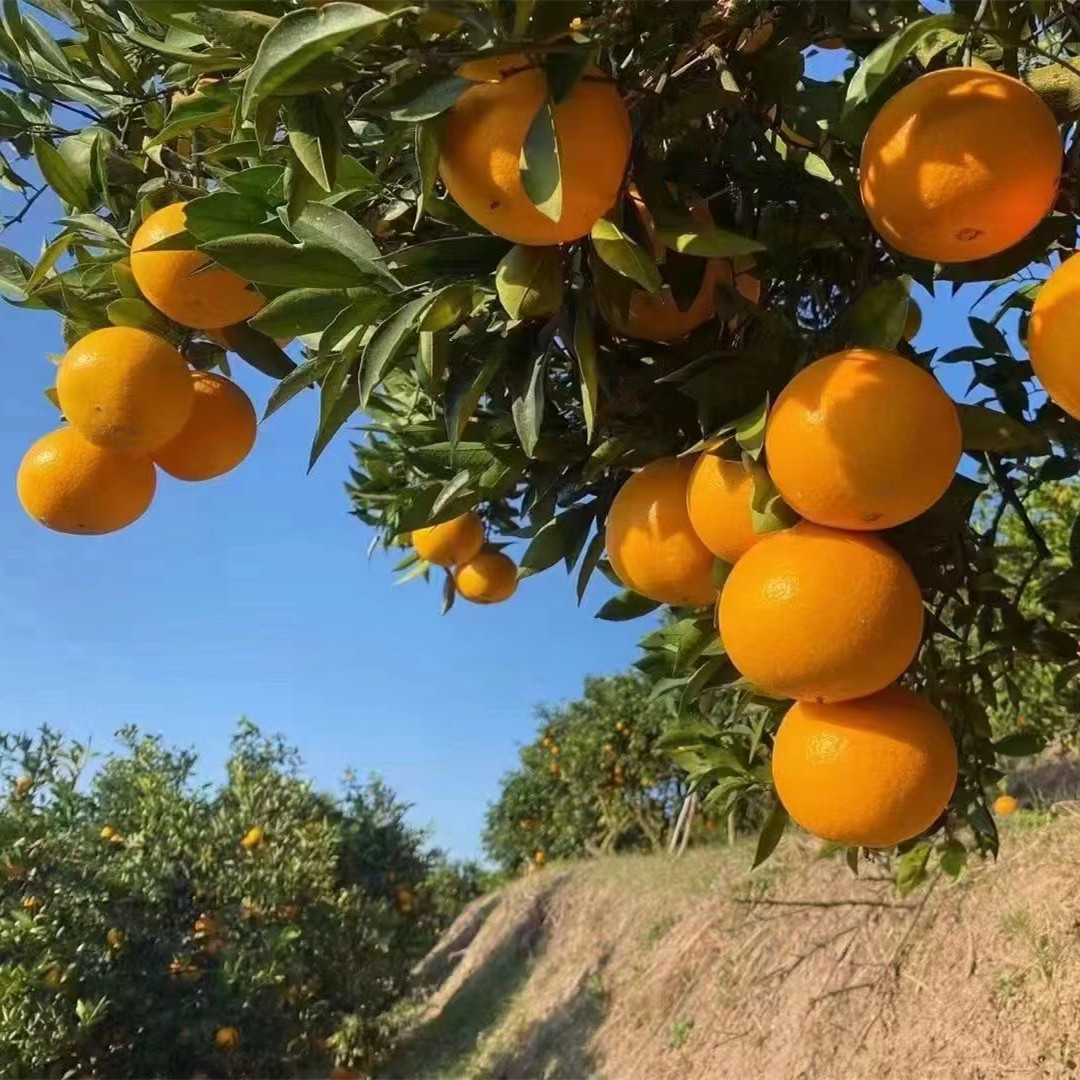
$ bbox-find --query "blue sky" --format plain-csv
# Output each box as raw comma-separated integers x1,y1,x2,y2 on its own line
0,39,1019,858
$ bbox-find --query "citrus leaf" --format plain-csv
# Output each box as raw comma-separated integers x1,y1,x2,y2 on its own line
445,344,506,444
843,14,967,113
286,92,340,192
969,316,1009,356
309,352,358,469
249,287,352,338
957,404,1050,456
519,505,594,576
511,347,548,457
441,568,456,615
595,590,661,621
146,81,235,147
847,276,910,350
495,245,564,319
751,800,789,869
264,354,336,420
26,233,73,293
654,221,765,259
572,298,598,443
993,731,1045,757
431,468,474,518
183,192,284,242
389,75,470,121
414,119,440,227
106,298,172,334
544,48,591,104
576,530,605,605
33,136,91,210
0,245,33,301
290,202,396,285
214,322,296,379
590,219,662,295
199,234,373,288
242,3,390,118
359,295,431,407
895,841,932,895
519,98,562,223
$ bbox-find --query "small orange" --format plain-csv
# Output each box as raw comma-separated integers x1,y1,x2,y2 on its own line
718,522,924,703
22,895,43,913
17,427,156,535
152,372,256,481
454,552,518,604
413,511,485,567
685,454,763,563
993,794,1019,817
214,1026,239,1051
441,55,631,245
193,914,220,936
605,457,717,607
12,775,32,799
240,826,264,850
772,685,957,847
57,327,194,452
106,927,126,950
131,202,265,329
765,348,960,531
1028,253,1080,419
100,825,120,842
860,68,1060,263
43,964,64,988
533,849,546,867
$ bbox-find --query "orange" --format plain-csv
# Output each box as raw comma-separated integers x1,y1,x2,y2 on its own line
413,511,485,567
57,327,194,452
131,202,265,329
18,427,156,535
685,454,763,563
240,826,264,850
860,68,1060,263
440,55,631,245
533,849,546,867
1028,253,1080,418
719,522,924,703
993,794,1019,817
22,895,43,912
454,552,518,604
214,1026,239,1051
606,457,716,607
13,775,32,798
106,927,126,950
152,372,256,481
100,825,118,841
765,348,960,530
772,685,957,847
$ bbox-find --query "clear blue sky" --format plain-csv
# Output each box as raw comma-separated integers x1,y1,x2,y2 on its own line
0,41,1019,859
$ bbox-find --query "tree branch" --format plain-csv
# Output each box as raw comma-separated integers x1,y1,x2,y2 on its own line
985,454,1051,560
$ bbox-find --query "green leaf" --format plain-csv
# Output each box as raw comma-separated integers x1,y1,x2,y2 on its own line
249,288,351,339
843,14,967,113
0,245,32,301
242,3,390,118
595,590,661,621
183,192,283,242
654,221,765,259
519,505,594,575
957,404,1050,456
847,277,910,350
445,345,506,443
309,353,358,469
576,530,605,605
938,840,966,879
431,469,474,518
969,316,1009,356
414,120,441,227
993,731,1045,757
389,75,470,121
519,98,562,223
214,322,296,379
188,7,276,57
572,298,598,443
287,92,340,193
590,219,662,295
419,283,479,332
545,49,591,104
512,348,548,457
264,354,335,419
496,245,564,320
106,298,172,334
359,295,430,407
290,202,395,285
26,233,72,293
33,137,90,210
722,398,769,459
747,461,797,536
895,841,932,895
147,82,235,147
200,234,373,288
752,801,789,869
441,569,457,615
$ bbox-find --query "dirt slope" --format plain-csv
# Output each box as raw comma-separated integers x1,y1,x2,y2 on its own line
383,810,1080,1080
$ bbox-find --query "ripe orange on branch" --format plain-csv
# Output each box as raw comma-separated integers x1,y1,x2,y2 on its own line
57,327,194,453
131,202,265,330
413,512,485,567
719,522,924,703
454,551,518,604
152,372,256,481
772,685,957,847
17,427,156,535
440,55,631,245
1028,252,1080,419
685,454,762,564
764,348,961,531
605,457,717,607
994,794,1019,817
860,67,1061,263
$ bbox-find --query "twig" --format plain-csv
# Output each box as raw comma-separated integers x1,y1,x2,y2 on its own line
808,980,876,1007
985,454,1051,560
963,0,991,66
2,183,47,228
0,73,101,123
733,897,913,910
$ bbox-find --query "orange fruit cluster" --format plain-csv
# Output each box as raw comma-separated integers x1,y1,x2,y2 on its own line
17,325,256,535
603,346,963,848
412,512,519,605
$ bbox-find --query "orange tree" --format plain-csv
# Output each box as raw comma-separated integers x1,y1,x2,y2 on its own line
0,721,482,1077
4,0,1080,881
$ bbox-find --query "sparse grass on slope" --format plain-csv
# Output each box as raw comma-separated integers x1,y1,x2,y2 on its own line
382,809,1080,1080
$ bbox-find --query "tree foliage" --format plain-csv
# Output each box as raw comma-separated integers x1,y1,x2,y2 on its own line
0,721,482,1078
3,0,1080,881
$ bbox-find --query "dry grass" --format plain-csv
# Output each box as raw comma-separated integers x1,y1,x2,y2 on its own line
383,815,1080,1080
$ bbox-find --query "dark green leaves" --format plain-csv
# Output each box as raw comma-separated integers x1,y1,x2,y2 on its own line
359,295,431,407
264,354,335,420
33,136,91,210
894,841,932,895
511,348,548,457
993,731,1046,757
843,14,967,113
957,404,1050,456
596,590,661,621
249,288,352,339
310,352,359,469
590,219,662,294
545,49,591,104
847,277,910,350
519,99,562,223
242,3,389,118
286,93,340,192
389,76,470,121
573,300,598,443
752,800,789,869
495,245,564,319
200,234,373,288
214,322,296,379
969,316,1009,356
654,221,765,259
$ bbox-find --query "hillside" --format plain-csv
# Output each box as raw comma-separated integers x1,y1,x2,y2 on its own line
383,810,1080,1080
